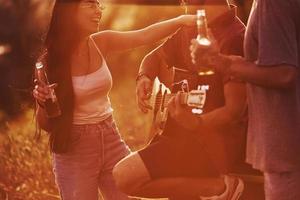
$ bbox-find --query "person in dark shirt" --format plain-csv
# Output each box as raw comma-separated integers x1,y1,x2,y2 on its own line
191,0,300,199
113,1,249,199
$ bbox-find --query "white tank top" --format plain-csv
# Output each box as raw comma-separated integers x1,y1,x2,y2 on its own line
72,37,113,124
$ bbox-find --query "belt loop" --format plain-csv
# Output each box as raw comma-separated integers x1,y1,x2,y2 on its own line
105,115,113,128
96,123,105,167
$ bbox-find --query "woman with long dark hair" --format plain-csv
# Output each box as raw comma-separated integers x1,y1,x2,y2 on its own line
32,0,196,199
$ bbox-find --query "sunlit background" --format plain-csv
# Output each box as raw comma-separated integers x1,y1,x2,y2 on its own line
0,0,252,199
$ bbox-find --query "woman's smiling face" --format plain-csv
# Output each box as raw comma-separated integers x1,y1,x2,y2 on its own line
77,0,104,34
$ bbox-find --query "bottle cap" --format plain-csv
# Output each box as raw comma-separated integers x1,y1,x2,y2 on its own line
35,62,44,69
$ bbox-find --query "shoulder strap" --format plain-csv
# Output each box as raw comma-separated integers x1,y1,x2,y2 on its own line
88,36,104,59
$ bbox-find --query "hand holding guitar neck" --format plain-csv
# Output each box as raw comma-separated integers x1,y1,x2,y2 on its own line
152,89,207,110
168,92,202,131
150,84,208,134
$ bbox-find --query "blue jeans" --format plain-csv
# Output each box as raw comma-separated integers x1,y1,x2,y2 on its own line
53,116,130,200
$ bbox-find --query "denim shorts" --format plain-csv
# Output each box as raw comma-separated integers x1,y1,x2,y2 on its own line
53,116,130,200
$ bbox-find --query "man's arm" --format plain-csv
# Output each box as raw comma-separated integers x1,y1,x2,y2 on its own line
136,50,160,113
206,54,298,89
198,81,246,131
138,47,162,81
136,46,175,113
136,30,179,113
191,41,298,90
230,57,298,89
168,81,246,132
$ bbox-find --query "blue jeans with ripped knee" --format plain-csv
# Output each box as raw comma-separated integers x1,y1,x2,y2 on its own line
53,116,130,200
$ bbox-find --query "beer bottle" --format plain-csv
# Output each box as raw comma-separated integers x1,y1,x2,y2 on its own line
194,9,214,75
35,62,61,118
196,9,211,46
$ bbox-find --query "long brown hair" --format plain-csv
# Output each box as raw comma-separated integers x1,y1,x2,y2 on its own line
43,0,82,153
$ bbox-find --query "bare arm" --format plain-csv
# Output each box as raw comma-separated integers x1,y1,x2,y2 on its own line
191,43,298,89
138,47,162,81
168,81,246,132
198,81,246,131
136,46,174,113
228,56,298,89
139,46,173,84
92,15,196,55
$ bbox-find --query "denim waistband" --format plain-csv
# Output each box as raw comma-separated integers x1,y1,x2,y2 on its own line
71,115,114,132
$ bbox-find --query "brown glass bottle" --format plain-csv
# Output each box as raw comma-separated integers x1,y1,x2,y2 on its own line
196,9,211,46
195,9,214,75
36,62,61,118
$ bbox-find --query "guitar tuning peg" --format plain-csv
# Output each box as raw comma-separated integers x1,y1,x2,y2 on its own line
162,90,168,110
197,85,210,91
159,83,162,90
181,79,190,93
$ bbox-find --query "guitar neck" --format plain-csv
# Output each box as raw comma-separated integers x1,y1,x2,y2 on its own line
154,93,188,109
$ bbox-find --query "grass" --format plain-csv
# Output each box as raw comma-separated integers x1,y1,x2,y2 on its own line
0,111,58,200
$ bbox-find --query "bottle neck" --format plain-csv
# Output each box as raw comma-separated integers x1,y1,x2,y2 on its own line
197,15,208,38
37,66,50,85
188,5,230,23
